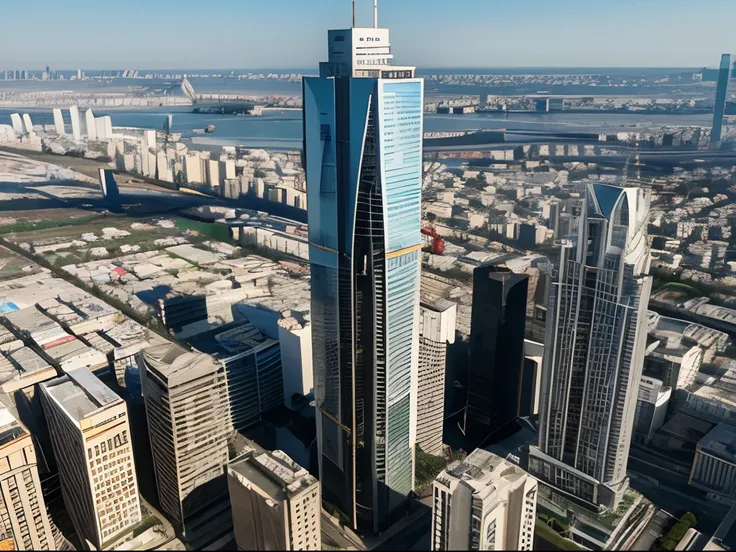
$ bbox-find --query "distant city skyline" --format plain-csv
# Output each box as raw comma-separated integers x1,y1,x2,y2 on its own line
2,0,735,70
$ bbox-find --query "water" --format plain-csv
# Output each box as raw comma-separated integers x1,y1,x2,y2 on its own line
0,107,713,151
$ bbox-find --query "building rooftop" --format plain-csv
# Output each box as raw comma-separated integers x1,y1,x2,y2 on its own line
699,423,736,464
186,319,277,358
420,298,456,313
0,404,24,448
228,447,317,501
142,342,219,387
437,448,526,496
42,368,121,422
4,306,56,333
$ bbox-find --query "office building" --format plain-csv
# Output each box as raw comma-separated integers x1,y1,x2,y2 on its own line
227,445,321,551
39,369,142,550
139,343,233,547
431,448,537,551
464,265,528,449
204,323,284,430
417,300,456,457
532,183,652,509
711,54,731,149
0,405,54,550
633,375,671,444
304,8,424,533
689,423,736,498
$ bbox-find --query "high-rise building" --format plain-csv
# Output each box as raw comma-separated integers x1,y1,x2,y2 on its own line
52,108,65,136
531,182,652,509
227,445,321,551
710,54,731,149
464,264,528,449
68,106,81,141
431,448,537,551
417,299,456,457
139,343,233,548
521,339,544,418
304,7,424,533
633,375,671,445
85,109,97,141
0,405,55,550
39,368,142,550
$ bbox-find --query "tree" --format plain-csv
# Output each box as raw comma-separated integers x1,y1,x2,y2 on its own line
426,212,437,224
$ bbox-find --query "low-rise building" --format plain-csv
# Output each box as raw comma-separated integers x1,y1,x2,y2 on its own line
689,423,736,499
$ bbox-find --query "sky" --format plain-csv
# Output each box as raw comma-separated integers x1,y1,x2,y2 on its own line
1,0,735,70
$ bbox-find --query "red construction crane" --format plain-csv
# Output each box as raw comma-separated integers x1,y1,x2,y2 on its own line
421,226,446,255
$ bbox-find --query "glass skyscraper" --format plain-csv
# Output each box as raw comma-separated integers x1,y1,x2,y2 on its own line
303,18,424,533
711,54,732,149
530,183,652,510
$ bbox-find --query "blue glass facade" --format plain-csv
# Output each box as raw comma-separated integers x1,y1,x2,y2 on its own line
305,73,423,532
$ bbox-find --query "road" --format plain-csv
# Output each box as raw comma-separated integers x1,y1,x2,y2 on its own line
372,508,432,551
629,471,729,535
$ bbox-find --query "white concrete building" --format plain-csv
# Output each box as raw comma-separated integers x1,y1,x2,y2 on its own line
417,299,456,456
40,368,142,550
278,312,313,408
227,446,321,550
432,449,537,551
184,153,204,184
21,114,33,134
10,113,23,135
633,376,671,444
85,109,97,141
69,105,81,140
53,108,65,135
0,405,55,550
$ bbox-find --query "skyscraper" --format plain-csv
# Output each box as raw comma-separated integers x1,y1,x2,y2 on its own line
530,183,652,509
464,264,528,449
304,5,424,533
431,449,537,551
711,54,731,149
139,343,233,548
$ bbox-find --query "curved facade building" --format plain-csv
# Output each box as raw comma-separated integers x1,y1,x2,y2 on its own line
304,22,423,533
531,183,652,509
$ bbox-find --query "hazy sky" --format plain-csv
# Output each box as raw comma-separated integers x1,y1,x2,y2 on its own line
1,0,734,70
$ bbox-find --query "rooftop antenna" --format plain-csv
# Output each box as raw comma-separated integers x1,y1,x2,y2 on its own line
352,1,356,28
374,0,378,28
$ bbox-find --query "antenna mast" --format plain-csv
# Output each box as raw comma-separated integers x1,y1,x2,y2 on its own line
374,0,378,28
352,1,356,28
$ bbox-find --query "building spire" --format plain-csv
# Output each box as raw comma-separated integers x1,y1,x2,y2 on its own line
352,0,356,28
374,0,378,28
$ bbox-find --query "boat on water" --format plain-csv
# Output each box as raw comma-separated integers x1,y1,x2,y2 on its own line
192,125,216,134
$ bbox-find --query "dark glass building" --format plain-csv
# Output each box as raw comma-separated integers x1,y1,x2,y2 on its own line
464,264,528,449
304,18,424,533
711,54,731,149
